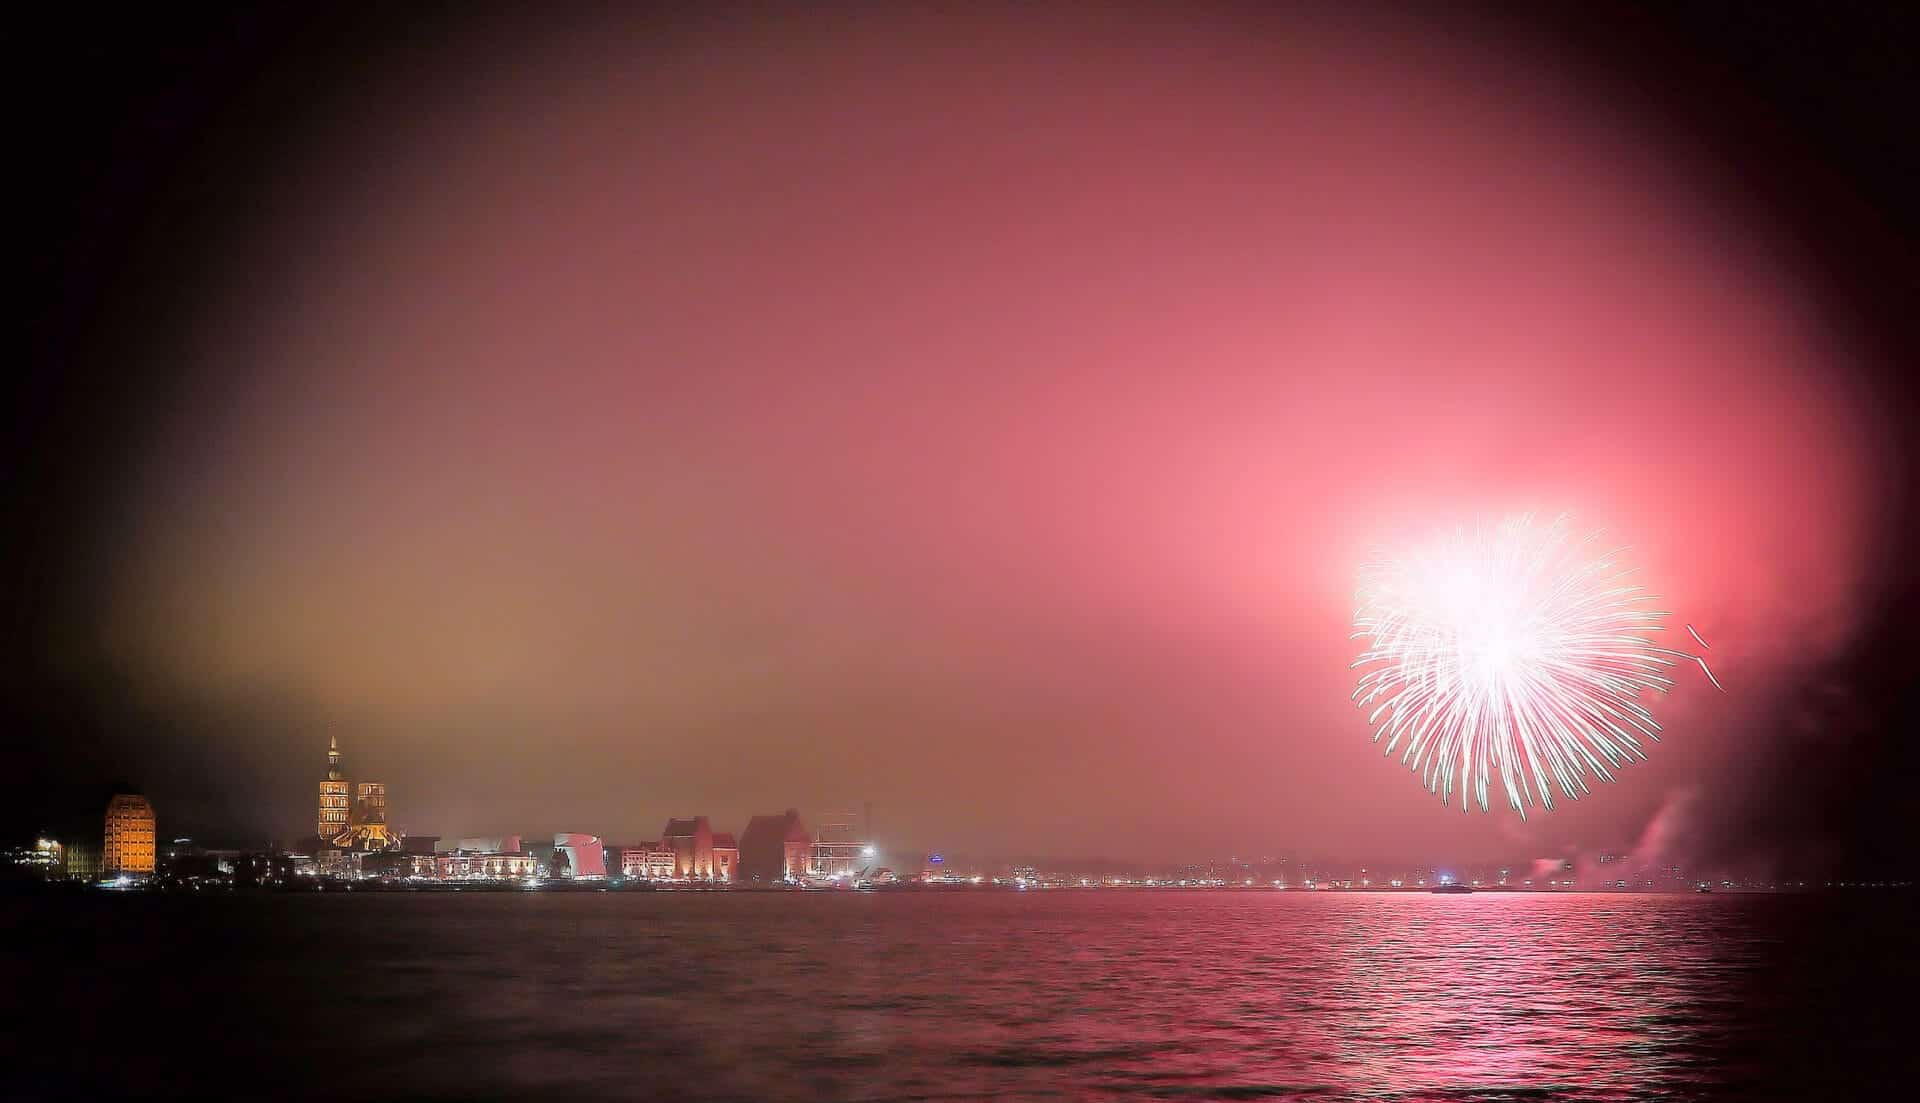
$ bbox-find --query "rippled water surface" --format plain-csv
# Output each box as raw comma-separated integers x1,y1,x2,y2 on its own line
4,891,1912,1100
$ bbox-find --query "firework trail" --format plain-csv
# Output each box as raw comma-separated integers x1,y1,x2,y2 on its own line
1684,624,1724,691
1350,513,1722,817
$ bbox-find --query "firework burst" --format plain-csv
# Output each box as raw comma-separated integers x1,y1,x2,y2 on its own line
1350,512,1721,817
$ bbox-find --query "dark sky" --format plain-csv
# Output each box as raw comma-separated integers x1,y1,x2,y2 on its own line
8,3,1915,872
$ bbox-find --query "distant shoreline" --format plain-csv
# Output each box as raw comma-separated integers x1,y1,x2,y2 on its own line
6,880,1877,897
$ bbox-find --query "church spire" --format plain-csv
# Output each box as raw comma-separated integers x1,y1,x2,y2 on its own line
327,735,343,781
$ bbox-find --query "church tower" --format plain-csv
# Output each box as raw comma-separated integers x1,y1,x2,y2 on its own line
317,736,350,843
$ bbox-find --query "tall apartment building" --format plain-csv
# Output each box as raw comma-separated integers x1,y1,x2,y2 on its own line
103,793,156,876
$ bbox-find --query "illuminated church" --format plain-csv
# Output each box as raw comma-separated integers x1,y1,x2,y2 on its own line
316,736,396,850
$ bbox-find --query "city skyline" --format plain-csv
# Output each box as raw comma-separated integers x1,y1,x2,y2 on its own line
22,773,1864,894
16,733,1872,887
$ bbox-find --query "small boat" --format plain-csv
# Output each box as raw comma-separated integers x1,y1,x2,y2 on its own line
1430,883,1475,894
1695,884,1713,893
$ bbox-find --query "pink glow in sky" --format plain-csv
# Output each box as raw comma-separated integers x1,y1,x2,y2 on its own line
104,6,1892,859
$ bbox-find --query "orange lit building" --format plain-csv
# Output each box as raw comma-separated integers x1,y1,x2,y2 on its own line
348,781,395,849
315,737,396,850
317,737,350,841
103,793,156,876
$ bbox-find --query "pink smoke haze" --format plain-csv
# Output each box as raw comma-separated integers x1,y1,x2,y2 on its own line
105,7,1894,858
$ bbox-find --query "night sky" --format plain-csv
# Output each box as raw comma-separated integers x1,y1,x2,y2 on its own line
9,3,1916,873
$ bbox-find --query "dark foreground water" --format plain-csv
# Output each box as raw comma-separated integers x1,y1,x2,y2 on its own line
3,891,1913,1101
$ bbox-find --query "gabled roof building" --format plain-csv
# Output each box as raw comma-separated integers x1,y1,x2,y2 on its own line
739,809,813,883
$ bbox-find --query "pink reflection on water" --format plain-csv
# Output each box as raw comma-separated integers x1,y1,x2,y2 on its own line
958,896,1744,1098
1305,895,1740,1096
581,892,1773,1100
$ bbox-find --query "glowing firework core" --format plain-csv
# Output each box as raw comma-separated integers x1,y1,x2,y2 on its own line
1351,513,1720,817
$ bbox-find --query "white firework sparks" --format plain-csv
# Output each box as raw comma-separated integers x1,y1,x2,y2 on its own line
1350,512,1721,817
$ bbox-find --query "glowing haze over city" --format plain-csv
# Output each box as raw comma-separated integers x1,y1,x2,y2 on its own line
13,4,1911,874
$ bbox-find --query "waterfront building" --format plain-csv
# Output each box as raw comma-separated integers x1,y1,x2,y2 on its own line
711,833,738,882
314,848,361,879
103,793,156,876
739,809,813,882
360,851,406,879
4,837,70,880
62,841,101,880
617,841,676,880
435,849,537,880
362,852,437,879
553,833,607,879
663,816,717,879
23,837,63,877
